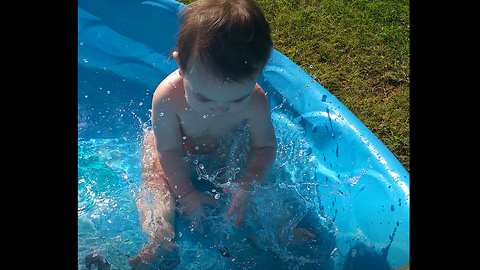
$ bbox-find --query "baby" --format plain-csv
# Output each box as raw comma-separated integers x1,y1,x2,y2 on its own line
129,0,313,269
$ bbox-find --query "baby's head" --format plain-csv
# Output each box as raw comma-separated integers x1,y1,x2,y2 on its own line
176,0,272,82
173,0,273,114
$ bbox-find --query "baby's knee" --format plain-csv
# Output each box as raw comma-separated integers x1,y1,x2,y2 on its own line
154,227,177,251
141,130,161,167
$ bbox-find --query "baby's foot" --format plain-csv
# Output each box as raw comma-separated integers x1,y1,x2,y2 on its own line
128,255,154,270
289,227,317,247
129,247,180,270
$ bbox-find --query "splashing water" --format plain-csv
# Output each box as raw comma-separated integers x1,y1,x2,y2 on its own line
78,102,337,269
148,113,334,269
78,139,146,269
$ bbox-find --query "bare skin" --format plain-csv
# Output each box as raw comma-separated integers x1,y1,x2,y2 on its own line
149,52,277,225
129,52,277,269
129,52,315,269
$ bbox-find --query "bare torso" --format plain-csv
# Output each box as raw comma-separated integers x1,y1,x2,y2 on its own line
178,110,248,154
153,70,254,154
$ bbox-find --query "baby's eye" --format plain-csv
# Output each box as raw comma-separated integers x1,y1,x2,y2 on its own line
233,98,245,104
196,95,209,103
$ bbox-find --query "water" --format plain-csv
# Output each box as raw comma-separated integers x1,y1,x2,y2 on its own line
78,138,145,268
77,71,404,270
78,75,400,269
78,88,339,269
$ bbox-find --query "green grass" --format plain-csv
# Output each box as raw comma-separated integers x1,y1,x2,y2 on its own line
177,0,410,172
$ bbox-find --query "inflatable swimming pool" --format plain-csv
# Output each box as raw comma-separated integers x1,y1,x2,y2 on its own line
78,0,409,269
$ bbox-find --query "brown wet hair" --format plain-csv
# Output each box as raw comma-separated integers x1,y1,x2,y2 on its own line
175,0,273,83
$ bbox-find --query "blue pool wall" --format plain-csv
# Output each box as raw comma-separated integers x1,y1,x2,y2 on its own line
78,0,409,268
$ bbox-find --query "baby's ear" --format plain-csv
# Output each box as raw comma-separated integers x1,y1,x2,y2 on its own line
172,51,184,77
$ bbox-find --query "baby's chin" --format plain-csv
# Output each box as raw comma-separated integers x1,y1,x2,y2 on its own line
190,107,234,116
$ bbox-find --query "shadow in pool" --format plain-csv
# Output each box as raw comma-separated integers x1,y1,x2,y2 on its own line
285,210,337,270
344,243,390,270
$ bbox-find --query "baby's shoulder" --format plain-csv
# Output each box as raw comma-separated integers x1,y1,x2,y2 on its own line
246,84,269,111
152,69,185,108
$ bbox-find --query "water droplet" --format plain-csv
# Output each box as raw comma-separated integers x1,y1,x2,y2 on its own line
182,136,187,140
194,146,200,150
214,193,221,200
309,64,314,69
172,83,177,89
203,114,208,119
138,102,143,106
83,58,88,63
159,112,164,117
84,95,88,98
79,41,84,46
351,248,357,257
106,91,110,94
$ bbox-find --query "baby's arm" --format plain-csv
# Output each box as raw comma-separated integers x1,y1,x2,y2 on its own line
242,85,277,186
151,83,194,197
226,86,277,226
151,80,215,217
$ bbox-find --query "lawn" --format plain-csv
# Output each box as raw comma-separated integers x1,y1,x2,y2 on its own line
177,0,410,172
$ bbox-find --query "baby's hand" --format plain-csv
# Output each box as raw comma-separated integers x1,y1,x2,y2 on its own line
224,183,253,227
179,190,216,220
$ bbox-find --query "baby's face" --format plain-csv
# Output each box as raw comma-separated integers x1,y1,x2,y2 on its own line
181,60,259,115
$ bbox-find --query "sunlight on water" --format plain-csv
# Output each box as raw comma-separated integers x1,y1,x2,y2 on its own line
78,75,403,269
78,139,146,269
78,100,339,269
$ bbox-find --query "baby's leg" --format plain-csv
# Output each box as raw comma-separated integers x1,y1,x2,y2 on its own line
135,177,176,259
129,131,178,269
251,183,316,249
